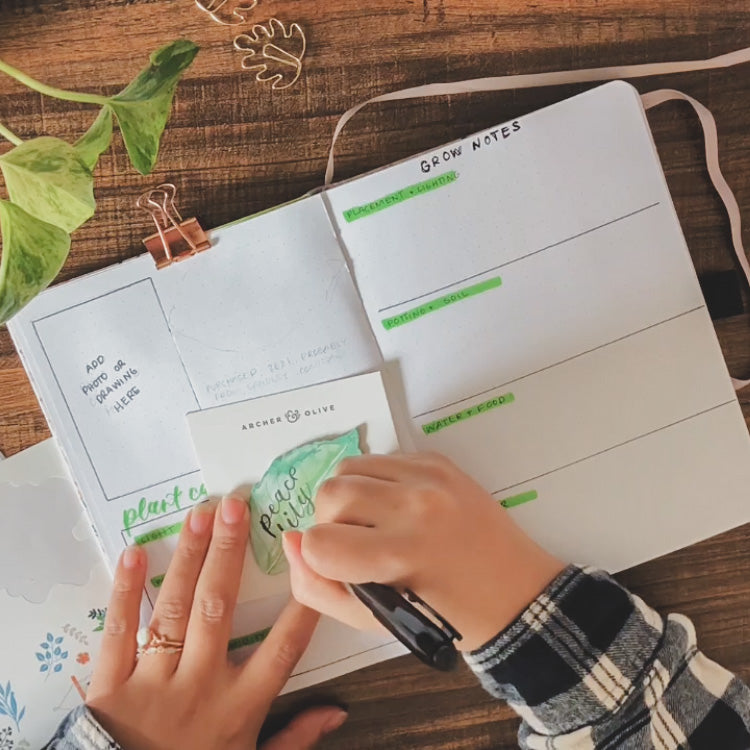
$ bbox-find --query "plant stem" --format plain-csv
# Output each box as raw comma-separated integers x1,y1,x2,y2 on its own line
0,58,108,106
0,120,22,145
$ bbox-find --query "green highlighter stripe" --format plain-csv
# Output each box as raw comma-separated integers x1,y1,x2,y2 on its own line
228,628,271,652
422,391,514,435
384,276,502,331
500,490,538,509
134,521,183,546
343,171,458,223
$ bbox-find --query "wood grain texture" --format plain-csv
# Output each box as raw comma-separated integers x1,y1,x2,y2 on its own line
1,2,749,747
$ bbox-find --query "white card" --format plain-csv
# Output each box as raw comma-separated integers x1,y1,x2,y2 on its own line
187,371,399,602
185,371,406,691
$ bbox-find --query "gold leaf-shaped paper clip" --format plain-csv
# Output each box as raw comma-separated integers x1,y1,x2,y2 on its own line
234,18,307,90
196,0,258,26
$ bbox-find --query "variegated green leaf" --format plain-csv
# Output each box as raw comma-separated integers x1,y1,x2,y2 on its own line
75,108,113,171
106,40,198,175
0,39,197,320
0,137,94,233
0,200,71,323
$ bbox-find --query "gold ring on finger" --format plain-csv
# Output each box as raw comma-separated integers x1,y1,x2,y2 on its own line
136,627,184,658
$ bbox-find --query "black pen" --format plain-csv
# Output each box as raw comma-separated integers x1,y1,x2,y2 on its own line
349,582,462,671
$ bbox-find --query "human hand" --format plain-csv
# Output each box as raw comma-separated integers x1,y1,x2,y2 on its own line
86,496,347,750
284,452,565,652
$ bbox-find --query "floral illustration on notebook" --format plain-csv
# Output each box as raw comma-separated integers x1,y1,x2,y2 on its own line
34,634,69,681
0,681,25,731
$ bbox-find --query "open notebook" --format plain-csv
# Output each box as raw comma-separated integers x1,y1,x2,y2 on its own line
9,81,750,684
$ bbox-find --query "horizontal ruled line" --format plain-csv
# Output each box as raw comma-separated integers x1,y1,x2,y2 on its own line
378,202,661,313
412,305,704,419
490,400,736,496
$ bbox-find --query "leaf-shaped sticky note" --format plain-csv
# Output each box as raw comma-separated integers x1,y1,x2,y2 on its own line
105,40,199,175
75,108,113,171
234,19,306,90
250,428,361,575
0,200,71,324
196,0,258,25
0,137,94,233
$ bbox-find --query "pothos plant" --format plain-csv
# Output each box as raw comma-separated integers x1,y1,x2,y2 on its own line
0,40,199,325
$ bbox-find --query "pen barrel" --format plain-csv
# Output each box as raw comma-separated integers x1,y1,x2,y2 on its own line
351,582,458,672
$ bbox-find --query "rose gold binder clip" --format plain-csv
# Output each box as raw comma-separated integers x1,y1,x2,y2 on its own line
137,183,211,269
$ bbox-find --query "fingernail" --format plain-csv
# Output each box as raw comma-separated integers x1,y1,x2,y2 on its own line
122,546,142,569
189,505,214,535
221,494,248,525
323,709,348,733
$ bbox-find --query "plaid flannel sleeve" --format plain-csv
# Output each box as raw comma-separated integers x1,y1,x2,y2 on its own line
464,565,750,749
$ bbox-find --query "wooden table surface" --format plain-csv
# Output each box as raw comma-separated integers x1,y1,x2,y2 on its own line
1,1,750,747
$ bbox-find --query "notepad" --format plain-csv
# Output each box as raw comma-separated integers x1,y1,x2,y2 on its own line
9,81,750,685
187,372,401,602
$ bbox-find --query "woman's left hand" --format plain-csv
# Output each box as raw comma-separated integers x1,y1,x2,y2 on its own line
86,495,347,750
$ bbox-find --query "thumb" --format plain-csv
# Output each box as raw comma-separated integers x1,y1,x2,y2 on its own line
302,522,404,584
283,531,383,633
259,706,348,750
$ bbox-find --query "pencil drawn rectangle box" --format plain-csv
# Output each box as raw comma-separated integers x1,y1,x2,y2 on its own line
32,279,200,500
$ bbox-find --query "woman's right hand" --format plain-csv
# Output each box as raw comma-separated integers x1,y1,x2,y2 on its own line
284,452,565,652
